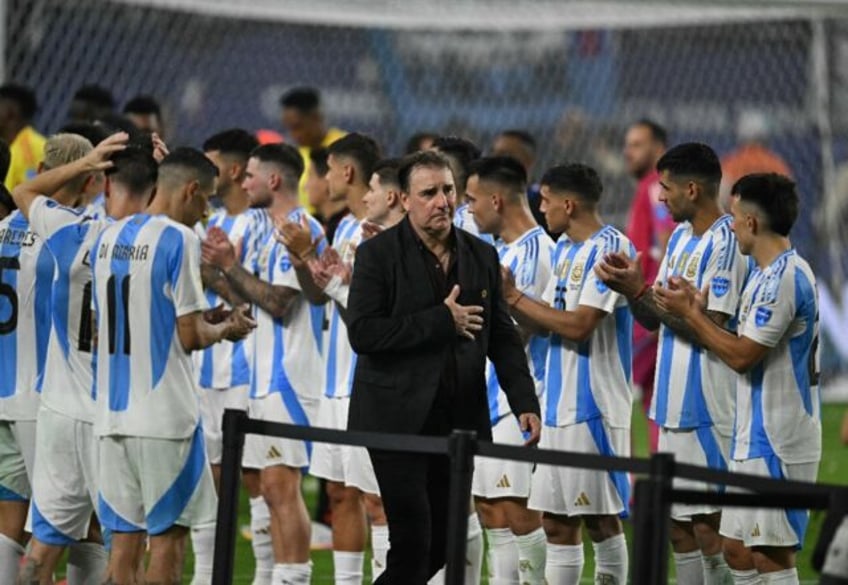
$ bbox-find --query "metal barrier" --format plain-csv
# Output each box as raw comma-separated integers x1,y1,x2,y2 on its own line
212,408,848,585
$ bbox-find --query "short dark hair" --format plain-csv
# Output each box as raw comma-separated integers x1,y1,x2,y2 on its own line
468,156,527,198
656,142,722,193
310,147,329,177
0,84,37,121
496,129,537,153
106,146,158,196
397,150,452,193
732,173,799,237
0,185,15,213
328,133,380,184
159,147,218,188
73,85,115,110
94,113,138,137
250,143,304,190
541,163,603,203
405,132,439,155
203,128,259,162
432,136,481,193
279,87,321,113
0,139,11,181
123,95,161,117
632,118,668,146
58,123,109,147
373,158,401,189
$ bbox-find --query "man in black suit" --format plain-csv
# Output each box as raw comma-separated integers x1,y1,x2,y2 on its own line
347,150,542,584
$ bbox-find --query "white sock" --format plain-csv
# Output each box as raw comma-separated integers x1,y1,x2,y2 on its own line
674,550,705,585
250,496,273,585
333,551,364,585
593,534,628,585
761,568,799,584
466,513,483,585
428,567,445,584
546,543,584,585
703,552,732,585
515,528,546,585
484,528,518,584
272,562,312,585
731,568,764,584
190,523,216,585
370,524,389,583
0,533,24,583
66,541,108,585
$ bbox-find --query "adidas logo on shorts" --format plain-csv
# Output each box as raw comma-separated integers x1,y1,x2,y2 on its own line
266,445,282,459
574,492,591,507
751,523,761,538
496,474,511,489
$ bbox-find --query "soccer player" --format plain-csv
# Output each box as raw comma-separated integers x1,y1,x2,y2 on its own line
281,133,379,585
11,134,155,584
656,173,820,585
595,143,748,585
202,143,325,585
503,163,633,584
67,85,116,125
92,147,255,585
465,156,553,585
123,94,164,138
490,129,546,233
192,128,273,585
0,135,89,582
623,119,672,453
0,84,46,191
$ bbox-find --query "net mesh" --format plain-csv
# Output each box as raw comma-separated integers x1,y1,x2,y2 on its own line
6,0,848,378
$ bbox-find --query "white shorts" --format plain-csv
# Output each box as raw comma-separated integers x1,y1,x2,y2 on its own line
528,419,630,517
658,426,731,521
0,419,36,501
31,407,98,545
308,396,379,494
98,425,217,536
473,415,533,499
720,455,818,549
198,385,249,465
242,392,319,470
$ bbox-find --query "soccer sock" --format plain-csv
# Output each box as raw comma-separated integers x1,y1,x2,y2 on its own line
466,513,484,585
189,524,216,585
271,562,312,585
730,568,765,584
760,568,799,584
545,543,584,585
250,496,273,585
333,551,364,585
593,533,628,584
703,552,732,585
484,528,519,584
515,527,547,585
0,534,24,584
66,541,108,585
370,524,389,583
674,550,705,585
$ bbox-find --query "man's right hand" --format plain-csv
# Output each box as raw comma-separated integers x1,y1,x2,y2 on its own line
444,285,484,340
222,303,256,342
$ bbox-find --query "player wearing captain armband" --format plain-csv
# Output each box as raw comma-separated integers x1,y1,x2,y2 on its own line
655,173,820,585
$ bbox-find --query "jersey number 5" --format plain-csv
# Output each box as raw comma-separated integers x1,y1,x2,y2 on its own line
107,275,131,355
0,256,20,335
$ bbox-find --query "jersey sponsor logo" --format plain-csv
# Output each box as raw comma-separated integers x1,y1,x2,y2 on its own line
755,307,773,327
711,276,729,298
574,491,591,506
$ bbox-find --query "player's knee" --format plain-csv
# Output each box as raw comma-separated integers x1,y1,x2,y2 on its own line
260,465,302,505
584,514,622,542
542,513,581,545
670,519,697,551
722,537,752,570
752,545,795,573
363,493,386,524
474,497,505,528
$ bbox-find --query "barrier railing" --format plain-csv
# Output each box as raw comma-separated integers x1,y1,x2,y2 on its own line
212,409,848,585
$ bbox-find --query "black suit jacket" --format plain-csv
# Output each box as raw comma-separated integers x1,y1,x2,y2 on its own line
346,217,540,440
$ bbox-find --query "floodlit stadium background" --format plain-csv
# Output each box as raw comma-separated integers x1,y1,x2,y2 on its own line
8,0,848,581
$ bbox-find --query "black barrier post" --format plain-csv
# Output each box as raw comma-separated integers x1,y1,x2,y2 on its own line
445,430,476,585
212,409,248,585
632,453,675,585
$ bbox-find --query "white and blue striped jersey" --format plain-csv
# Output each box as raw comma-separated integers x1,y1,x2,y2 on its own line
91,214,208,439
541,225,635,429
84,193,106,220
486,226,554,423
198,208,271,390
29,196,110,423
733,250,821,464
251,208,326,406
454,203,496,246
323,214,362,399
650,215,748,435
0,210,53,421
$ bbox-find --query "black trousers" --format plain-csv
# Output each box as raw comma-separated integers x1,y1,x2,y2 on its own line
369,448,451,585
